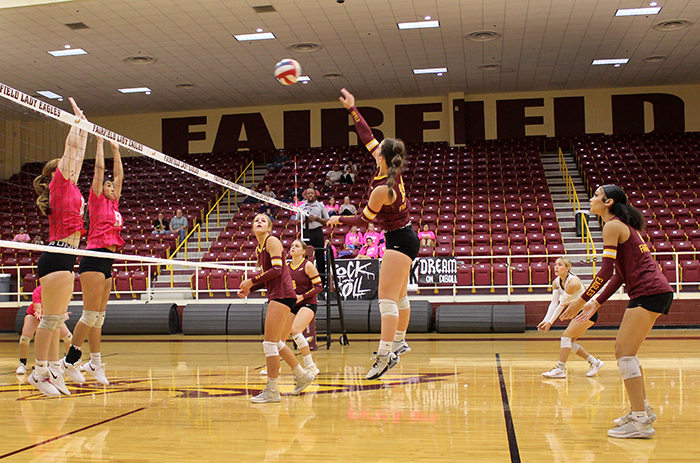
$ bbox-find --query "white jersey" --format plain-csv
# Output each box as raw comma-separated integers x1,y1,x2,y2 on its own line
542,272,584,324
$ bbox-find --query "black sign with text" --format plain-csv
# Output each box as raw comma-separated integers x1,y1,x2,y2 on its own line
411,257,459,285
334,259,379,300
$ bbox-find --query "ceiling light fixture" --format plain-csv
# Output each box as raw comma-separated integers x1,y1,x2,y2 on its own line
118,87,152,94
234,32,275,41
398,20,439,30
615,7,662,16
37,90,62,99
47,48,87,57
413,67,447,74
592,58,629,65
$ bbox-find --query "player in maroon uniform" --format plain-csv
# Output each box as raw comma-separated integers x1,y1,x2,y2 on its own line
239,214,316,403
328,89,420,380
282,239,324,375
562,185,673,439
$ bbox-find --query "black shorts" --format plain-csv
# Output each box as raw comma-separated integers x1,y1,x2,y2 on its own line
78,249,115,279
272,298,297,311
37,242,78,278
292,303,317,315
384,224,420,260
577,310,599,324
628,291,673,315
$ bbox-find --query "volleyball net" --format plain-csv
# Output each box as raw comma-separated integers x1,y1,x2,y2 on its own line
0,81,305,300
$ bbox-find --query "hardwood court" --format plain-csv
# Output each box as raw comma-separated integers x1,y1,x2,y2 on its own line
0,331,698,462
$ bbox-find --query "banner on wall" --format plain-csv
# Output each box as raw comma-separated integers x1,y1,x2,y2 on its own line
334,259,379,300
411,257,458,285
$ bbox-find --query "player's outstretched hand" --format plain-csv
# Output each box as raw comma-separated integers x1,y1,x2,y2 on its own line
537,320,552,334
339,88,355,109
575,300,600,322
559,297,584,320
326,215,341,226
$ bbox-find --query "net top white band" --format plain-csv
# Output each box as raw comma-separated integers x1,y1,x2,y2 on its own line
0,82,303,215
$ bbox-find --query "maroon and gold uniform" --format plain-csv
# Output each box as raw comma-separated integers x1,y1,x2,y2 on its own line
582,218,673,304
289,258,323,306
250,236,296,300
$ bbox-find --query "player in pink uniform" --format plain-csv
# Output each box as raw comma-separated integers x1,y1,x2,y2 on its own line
239,214,316,403
283,239,324,375
16,285,73,375
562,185,673,439
62,137,124,386
30,97,88,397
328,89,420,380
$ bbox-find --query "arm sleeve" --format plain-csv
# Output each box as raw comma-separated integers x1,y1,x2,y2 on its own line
581,245,617,302
302,275,323,301
251,256,284,286
348,106,380,154
339,205,378,227
542,286,563,324
595,272,624,304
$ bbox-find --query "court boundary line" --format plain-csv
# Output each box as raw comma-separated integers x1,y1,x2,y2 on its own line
495,353,521,463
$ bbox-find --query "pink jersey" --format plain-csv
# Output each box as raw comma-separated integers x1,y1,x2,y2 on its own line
49,167,86,242
26,285,42,315
86,189,125,249
418,230,435,241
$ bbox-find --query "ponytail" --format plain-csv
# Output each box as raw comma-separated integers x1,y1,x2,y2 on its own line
33,158,60,216
380,138,405,202
602,184,645,231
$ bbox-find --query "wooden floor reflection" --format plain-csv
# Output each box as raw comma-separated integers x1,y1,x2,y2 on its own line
0,330,699,462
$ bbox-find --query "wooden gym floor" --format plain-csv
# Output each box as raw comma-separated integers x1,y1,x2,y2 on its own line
0,330,698,462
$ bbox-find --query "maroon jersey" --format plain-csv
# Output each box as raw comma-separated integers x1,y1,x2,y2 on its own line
289,258,322,305
366,172,411,231
615,220,673,298
254,236,296,300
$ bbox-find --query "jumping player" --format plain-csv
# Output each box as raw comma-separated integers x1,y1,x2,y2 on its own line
62,137,124,386
562,185,673,439
327,88,420,380
539,257,604,378
239,214,315,403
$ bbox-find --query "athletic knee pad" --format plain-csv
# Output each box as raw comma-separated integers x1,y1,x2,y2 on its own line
92,312,106,328
379,299,399,317
262,341,279,357
560,337,572,349
79,310,101,328
38,314,62,331
293,332,308,349
398,296,411,311
62,333,73,344
571,342,581,354
277,340,286,351
617,355,642,380
19,335,31,346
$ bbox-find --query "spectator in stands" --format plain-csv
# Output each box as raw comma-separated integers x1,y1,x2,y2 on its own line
324,164,342,190
152,212,169,234
242,185,259,204
13,227,31,243
344,225,363,249
417,224,436,247
338,196,357,216
266,152,288,172
302,182,321,201
340,166,355,185
358,236,381,259
344,159,359,176
169,209,188,242
32,235,44,245
325,196,339,216
260,184,276,218
286,186,305,201
364,222,384,245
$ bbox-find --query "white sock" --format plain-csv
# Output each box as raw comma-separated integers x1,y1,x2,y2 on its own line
378,341,392,356
35,360,48,376
303,354,314,366
90,352,101,365
267,377,278,391
393,330,406,343
292,364,305,377
556,361,566,369
632,410,648,421
644,399,650,408
586,355,595,363
49,361,61,372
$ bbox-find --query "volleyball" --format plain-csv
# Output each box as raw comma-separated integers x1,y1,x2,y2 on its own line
274,59,302,85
